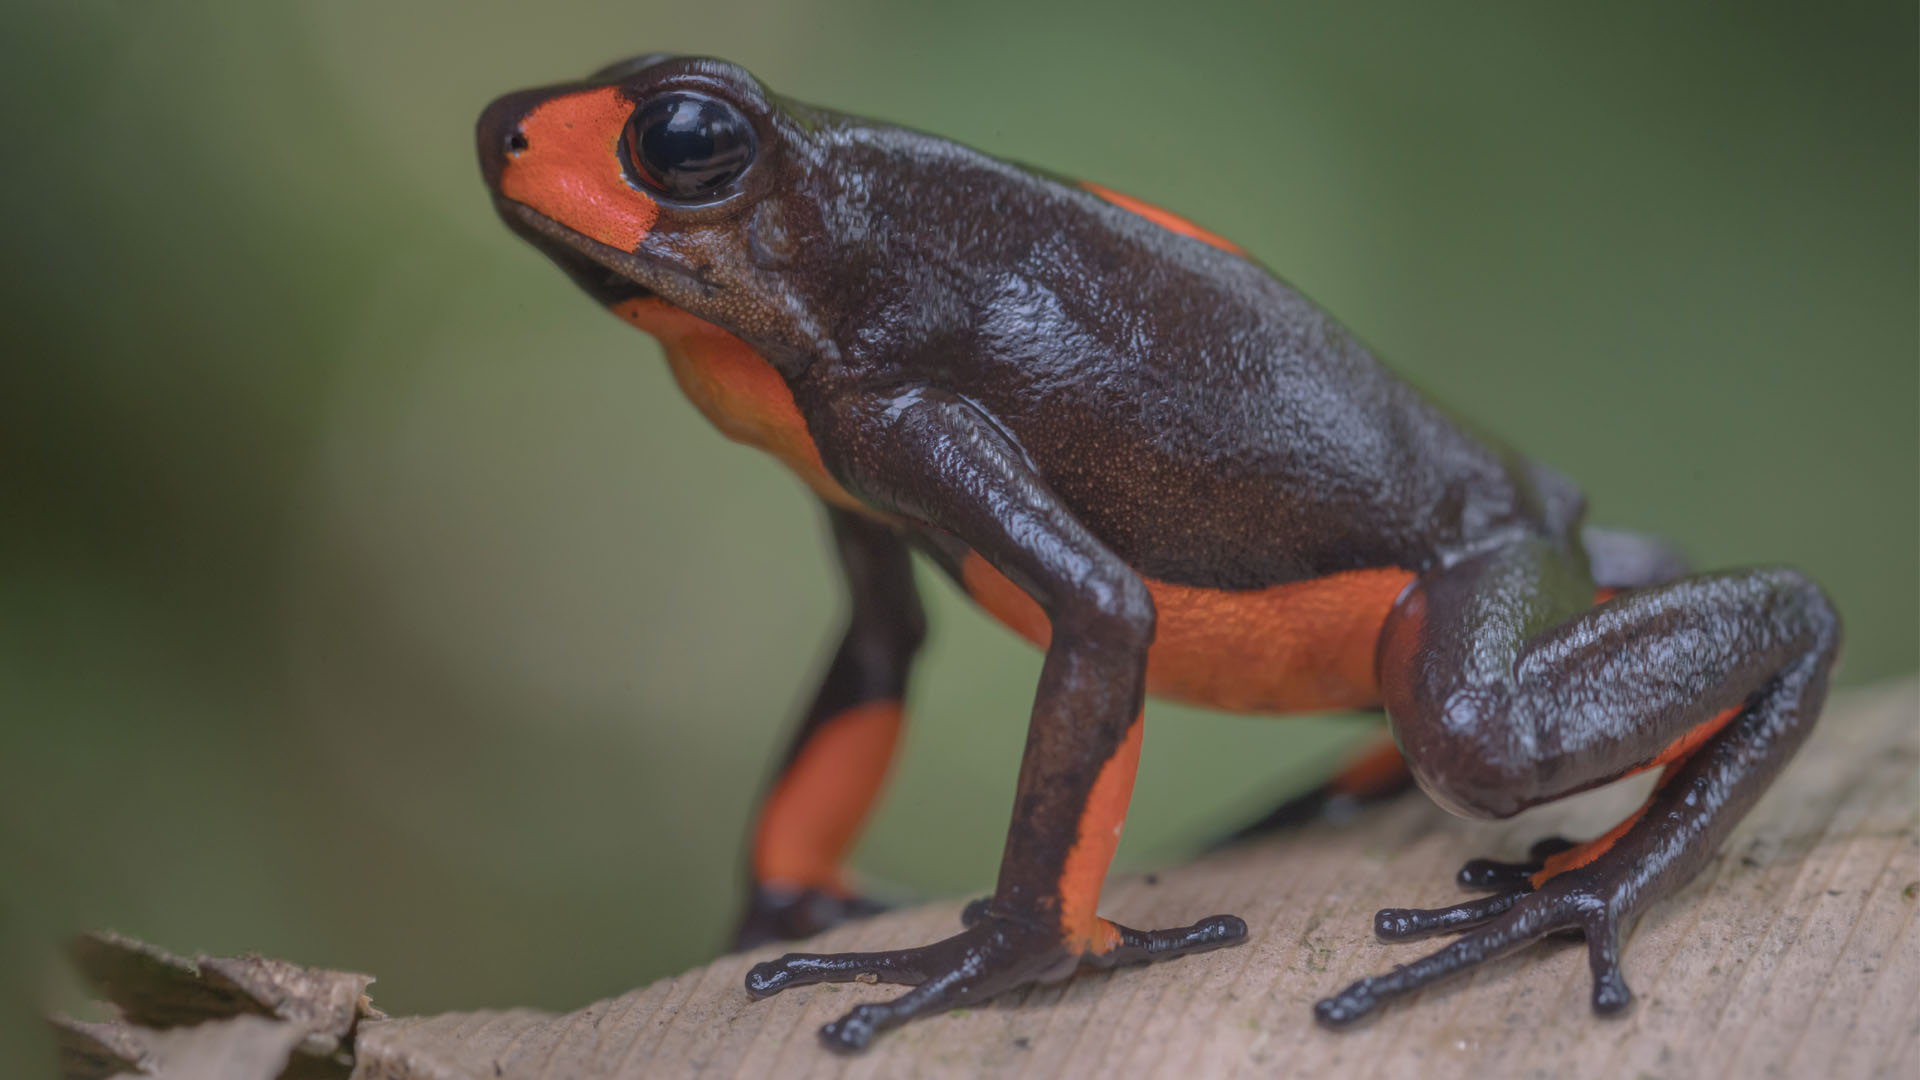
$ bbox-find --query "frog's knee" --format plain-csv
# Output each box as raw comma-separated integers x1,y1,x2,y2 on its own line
1390,689,1537,821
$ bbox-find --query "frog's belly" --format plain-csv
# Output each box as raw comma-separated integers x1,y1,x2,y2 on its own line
961,554,1414,714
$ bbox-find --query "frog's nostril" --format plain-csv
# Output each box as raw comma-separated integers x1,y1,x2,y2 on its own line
478,90,547,187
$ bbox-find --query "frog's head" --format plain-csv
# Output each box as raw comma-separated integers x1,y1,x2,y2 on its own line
478,55,853,369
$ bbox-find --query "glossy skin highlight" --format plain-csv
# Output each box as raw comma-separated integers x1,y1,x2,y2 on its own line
477,56,1842,1052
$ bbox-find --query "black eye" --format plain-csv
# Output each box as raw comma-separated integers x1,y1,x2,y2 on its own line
625,93,755,200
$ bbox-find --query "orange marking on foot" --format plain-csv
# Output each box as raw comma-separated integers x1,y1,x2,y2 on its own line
753,700,904,892
962,556,1413,713
499,87,657,251
1326,737,1409,799
1082,182,1246,255
1061,715,1144,953
613,297,874,514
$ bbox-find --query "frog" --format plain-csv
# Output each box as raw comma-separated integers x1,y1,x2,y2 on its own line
475,54,1840,1053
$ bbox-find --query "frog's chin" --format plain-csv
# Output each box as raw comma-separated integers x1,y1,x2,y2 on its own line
495,197,710,308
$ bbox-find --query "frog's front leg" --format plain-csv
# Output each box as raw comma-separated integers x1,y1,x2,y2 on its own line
743,387,1246,1052
736,505,925,948
1316,536,1840,1026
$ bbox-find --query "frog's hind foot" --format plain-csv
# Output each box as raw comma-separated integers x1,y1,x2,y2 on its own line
734,885,889,950
1316,860,1635,1029
1319,810,1666,1025
1454,835,1577,891
1328,545,1839,1029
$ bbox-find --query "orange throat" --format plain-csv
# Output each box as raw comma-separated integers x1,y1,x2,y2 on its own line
611,296,868,512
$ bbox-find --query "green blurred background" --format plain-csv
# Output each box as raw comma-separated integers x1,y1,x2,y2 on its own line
2,0,1913,1070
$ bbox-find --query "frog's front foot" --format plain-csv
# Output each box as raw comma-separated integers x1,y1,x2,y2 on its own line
745,908,1247,1053
1314,849,1638,1028
734,884,889,950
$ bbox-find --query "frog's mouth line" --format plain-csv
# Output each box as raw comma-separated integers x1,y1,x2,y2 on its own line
495,198,715,306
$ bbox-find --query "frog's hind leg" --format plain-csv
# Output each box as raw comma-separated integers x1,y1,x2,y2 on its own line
735,507,925,948
1315,536,1840,1026
1226,524,1683,851
1438,523,1700,892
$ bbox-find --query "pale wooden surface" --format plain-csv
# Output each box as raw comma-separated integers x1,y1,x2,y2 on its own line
351,680,1920,1080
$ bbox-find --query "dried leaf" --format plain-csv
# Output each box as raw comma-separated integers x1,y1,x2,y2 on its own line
200,953,380,1056
67,933,379,1055
68,933,261,1031
49,1015,153,1080
135,1015,308,1080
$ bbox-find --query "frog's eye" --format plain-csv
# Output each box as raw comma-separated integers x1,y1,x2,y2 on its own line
624,92,755,200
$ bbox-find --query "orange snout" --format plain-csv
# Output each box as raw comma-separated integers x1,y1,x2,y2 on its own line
477,85,658,251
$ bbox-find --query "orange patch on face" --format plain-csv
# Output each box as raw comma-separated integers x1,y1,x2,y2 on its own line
613,297,871,513
962,556,1414,714
1060,714,1143,952
1082,181,1246,255
753,700,904,892
500,87,658,251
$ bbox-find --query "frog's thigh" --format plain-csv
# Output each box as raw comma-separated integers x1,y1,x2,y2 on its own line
1376,537,1837,821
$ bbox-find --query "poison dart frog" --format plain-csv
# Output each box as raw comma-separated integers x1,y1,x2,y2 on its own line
476,55,1841,1052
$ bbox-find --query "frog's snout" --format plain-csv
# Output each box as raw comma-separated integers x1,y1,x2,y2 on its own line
476,88,551,192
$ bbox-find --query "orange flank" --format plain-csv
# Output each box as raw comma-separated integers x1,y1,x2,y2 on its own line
1326,736,1411,799
499,87,658,251
962,555,1414,714
753,700,904,892
1060,714,1144,953
613,297,870,513
1081,182,1246,256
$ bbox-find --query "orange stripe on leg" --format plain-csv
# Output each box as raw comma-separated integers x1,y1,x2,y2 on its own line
752,700,903,893
1528,703,1744,888
1529,800,1652,888
1059,714,1145,954
1645,704,1741,772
